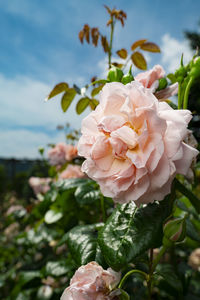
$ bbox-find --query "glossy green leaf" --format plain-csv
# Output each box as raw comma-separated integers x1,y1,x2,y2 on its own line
44,209,63,224
98,201,170,270
61,88,76,112
45,82,69,101
18,271,41,286
74,181,100,205
76,97,90,114
131,51,147,70
66,223,104,265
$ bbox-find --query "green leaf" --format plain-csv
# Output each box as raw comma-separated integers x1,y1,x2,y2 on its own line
56,178,91,191
45,260,71,277
45,82,69,101
98,201,170,270
19,271,41,286
44,209,63,224
131,51,147,70
73,84,81,94
91,84,104,97
61,88,76,112
156,264,182,291
74,181,100,205
186,219,200,242
66,223,104,265
76,97,90,114
174,178,200,213
140,42,160,52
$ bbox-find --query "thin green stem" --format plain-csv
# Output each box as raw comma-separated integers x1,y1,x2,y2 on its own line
100,194,106,223
152,246,167,272
118,269,148,289
108,18,115,68
183,77,194,109
174,178,200,213
178,82,182,109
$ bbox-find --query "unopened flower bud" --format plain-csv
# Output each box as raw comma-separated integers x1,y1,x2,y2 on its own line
107,66,124,82
189,57,200,79
121,66,134,85
163,217,186,247
156,78,168,91
175,66,187,83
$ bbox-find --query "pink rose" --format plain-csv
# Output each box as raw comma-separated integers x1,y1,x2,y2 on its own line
29,177,51,195
61,261,120,300
135,65,165,92
65,144,78,161
135,64,178,100
59,164,85,180
78,81,198,205
48,143,77,167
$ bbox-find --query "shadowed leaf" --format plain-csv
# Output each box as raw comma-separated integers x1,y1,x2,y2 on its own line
131,39,147,51
91,27,99,46
116,48,128,59
46,82,69,101
101,36,109,53
131,51,147,70
78,30,84,43
140,42,160,52
89,99,99,110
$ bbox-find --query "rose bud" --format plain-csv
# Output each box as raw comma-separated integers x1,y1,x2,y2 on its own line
121,66,134,85
163,217,186,247
107,66,124,82
189,57,200,79
156,78,168,91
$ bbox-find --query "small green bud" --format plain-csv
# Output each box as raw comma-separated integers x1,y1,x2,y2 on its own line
107,66,124,82
175,66,187,83
121,66,134,85
189,57,200,79
38,147,44,156
156,78,168,91
163,217,186,247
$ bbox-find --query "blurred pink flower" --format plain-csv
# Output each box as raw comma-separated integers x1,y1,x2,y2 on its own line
61,261,120,300
48,143,77,166
59,165,85,180
6,205,24,216
78,81,198,205
29,177,51,195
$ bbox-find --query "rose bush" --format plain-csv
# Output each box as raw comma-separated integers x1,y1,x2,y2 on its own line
78,80,198,204
48,143,77,167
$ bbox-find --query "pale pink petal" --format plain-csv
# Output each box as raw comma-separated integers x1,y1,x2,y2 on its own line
174,142,199,175
155,82,178,100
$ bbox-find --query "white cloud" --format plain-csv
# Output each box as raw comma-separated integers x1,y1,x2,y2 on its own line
161,33,194,73
0,74,89,158
0,129,65,159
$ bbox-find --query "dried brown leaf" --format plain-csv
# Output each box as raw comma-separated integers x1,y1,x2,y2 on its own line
131,51,147,70
131,39,147,51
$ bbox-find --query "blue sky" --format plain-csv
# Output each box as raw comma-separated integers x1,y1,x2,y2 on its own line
0,0,199,158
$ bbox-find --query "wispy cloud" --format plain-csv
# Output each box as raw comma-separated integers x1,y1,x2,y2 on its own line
161,33,194,73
